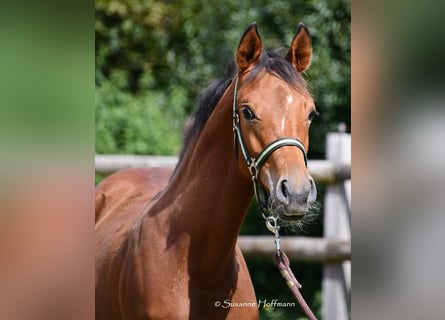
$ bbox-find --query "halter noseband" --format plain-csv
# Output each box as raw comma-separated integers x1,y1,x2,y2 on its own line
232,76,308,217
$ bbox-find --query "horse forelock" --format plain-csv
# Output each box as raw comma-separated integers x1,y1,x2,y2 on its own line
245,51,311,96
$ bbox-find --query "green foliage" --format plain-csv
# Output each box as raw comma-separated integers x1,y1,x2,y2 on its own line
95,0,350,157
95,74,186,155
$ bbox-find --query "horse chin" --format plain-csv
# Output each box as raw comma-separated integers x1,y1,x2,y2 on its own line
275,201,310,222
277,211,306,222
267,195,308,222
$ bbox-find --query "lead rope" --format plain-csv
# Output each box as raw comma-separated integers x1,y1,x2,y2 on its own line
273,252,318,320
265,217,318,320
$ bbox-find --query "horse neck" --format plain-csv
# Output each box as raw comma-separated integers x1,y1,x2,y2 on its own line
157,81,254,275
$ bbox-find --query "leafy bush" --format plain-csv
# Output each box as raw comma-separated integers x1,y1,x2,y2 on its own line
95,74,186,155
95,0,350,158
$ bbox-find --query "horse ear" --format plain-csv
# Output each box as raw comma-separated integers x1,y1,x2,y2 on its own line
236,22,263,72
286,23,312,72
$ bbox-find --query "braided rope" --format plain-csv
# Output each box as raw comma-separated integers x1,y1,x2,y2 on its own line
274,251,318,320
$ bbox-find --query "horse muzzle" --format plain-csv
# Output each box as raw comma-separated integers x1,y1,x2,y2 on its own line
271,177,317,221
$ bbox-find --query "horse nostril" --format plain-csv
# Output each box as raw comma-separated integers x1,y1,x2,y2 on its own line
309,178,314,188
308,177,317,203
280,180,289,199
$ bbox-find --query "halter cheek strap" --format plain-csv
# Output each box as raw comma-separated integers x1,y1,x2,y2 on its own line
231,76,308,215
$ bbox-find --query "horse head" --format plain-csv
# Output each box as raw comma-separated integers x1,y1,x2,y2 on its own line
233,22,317,222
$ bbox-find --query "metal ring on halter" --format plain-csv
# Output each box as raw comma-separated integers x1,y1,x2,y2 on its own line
264,215,279,234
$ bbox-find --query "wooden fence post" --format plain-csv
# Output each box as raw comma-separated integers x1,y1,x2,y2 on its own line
322,126,351,319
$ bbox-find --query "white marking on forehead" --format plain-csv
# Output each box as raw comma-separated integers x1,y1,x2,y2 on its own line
286,95,294,105
280,104,288,132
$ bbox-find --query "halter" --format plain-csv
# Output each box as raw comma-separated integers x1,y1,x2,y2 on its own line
232,76,308,220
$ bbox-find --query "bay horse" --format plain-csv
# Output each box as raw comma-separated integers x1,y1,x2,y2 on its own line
96,22,317,320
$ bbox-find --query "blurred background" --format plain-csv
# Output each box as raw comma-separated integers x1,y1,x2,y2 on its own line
352,1,445,319
95,1,350,319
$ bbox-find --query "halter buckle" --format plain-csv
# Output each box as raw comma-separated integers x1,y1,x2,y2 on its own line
232,112,239,127
247,158,258,178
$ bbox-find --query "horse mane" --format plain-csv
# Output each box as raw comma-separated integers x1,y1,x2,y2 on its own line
179,77,234,162
177,50,311,163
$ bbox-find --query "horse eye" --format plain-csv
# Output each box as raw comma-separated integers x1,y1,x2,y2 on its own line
241,106,256,121
309,110,319,121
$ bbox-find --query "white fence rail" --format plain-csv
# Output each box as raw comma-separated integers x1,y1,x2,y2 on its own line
95,155,350,184
238,236,350,263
